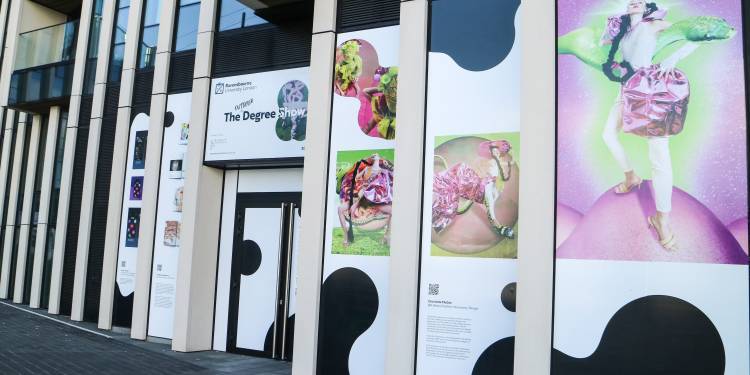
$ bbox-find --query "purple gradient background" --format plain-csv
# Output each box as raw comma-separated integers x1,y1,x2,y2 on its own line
557,0,748,224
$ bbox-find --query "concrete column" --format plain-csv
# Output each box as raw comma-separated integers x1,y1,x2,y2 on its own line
0,113,27,298
0,110,12,274
0,0,11,71
170,0,222,352
29,107,61,309
0,0,23,106
69,0,111,322
290,0,337,372
0,111,13,294
49,0,115,318
383,1,428,373
131,0,178,340
12,114,42,303
48,118,77,314
513,1,556,374
91,0,125,329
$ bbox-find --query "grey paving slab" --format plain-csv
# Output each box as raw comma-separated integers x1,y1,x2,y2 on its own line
0,301,292,374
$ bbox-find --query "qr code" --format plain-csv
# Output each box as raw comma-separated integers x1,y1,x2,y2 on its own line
428,283,439,296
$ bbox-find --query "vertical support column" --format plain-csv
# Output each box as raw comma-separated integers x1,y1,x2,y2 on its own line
12,114,42,303
290,0,337,372
0,110,13,274
0,0,23,106
30,107,61,309
513,1,555,374
0,0,11,87
70,0,111,321
0,113,27,299
131,0,178,339
50,0,115,316
96,0,127,329
170,0,222,351
113,0,146,336
384,1,428,373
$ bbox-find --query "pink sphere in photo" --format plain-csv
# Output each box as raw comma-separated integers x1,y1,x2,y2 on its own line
557,181,748,265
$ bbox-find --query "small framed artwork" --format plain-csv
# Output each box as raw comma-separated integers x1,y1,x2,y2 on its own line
133,131,148,169
174,186,184,212
168,158,184,179
164,220,181,247
125,208,141,247
179,122,189,145
130,176,144,200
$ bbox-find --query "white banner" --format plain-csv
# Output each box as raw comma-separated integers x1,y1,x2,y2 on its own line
206,67,309,164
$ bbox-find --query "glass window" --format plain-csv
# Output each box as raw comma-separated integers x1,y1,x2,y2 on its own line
217,0,267,31
108,0,130,82
174,0,200,52
138,0,162,68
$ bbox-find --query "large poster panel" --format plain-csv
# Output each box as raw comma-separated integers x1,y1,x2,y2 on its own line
147,93,192,339
415,1,521,374
554,1,749,373
205,67,309,166
113,113,149,325
316,26,399,374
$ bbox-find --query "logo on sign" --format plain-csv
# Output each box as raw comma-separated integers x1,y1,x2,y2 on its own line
215,83,225,94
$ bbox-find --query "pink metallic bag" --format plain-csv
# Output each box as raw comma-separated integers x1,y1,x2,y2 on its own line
621,65,690,137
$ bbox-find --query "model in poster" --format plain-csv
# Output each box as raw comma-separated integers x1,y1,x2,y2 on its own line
560,0,737,250
433,140,515,240
334,39,399,140
361,67,398,140
337,153,394,247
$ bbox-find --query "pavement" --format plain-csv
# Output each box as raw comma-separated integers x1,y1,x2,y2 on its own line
0,301,292,374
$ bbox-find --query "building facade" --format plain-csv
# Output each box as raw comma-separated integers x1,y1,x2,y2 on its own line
0,0,747,374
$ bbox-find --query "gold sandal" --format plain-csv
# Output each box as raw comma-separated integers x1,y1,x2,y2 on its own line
648,216,677,251
614,177,643,194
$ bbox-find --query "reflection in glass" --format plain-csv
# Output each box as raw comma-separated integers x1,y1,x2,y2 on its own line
138,0,162,68
174,0,200,52
218,0,267,31
109,0,130,82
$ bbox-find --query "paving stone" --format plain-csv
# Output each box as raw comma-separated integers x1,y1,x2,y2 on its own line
0,302,292,374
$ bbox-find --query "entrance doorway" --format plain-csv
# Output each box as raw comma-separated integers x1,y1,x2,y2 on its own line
226,192,301,361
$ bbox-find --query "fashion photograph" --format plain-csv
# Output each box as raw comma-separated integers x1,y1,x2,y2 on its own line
431,133,519,258
331,149,394,256
556,0,747,264
334,39,398,140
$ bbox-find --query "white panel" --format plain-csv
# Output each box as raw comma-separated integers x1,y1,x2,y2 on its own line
147,93,193,339
213,169,238,352
237,168,303,193
236,207,283,351
115,113,149,298
319,26,400,375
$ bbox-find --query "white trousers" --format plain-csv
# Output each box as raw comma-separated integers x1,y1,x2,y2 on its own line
602,100,673,213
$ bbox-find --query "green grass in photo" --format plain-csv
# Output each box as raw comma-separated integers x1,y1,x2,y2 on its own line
332,227,390,256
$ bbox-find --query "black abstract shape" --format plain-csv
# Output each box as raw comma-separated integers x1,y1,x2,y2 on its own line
316,268,379,375
164,111,175,127
262,314,296,360
430,0,521,71
239,240,262,276
472,337,515,375
553,295,725,374
111,286,134,327
501,282,516,312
